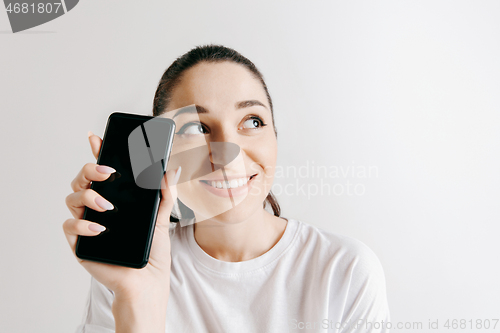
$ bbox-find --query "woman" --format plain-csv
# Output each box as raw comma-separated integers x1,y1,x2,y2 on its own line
65,45,390,332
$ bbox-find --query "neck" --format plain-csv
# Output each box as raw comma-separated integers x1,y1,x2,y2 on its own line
192,209,287,262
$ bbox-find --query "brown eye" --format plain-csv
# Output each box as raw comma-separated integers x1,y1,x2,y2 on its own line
176,122,209,135
242,116,266,129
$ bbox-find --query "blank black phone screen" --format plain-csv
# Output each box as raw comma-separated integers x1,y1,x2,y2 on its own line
76,112,175,268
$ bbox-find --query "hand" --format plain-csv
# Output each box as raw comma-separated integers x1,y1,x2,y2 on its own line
63,131,181,301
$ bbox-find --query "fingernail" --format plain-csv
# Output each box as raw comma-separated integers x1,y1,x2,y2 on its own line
88,131,94,138
173,166,182,185
89,223,106,232
95,196,114,210
96,165,116,174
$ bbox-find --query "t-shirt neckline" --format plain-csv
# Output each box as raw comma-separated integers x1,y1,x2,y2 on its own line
185,217,299,274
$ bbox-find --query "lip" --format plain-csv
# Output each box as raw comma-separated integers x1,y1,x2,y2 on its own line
199,174,257,198
200,174,257,182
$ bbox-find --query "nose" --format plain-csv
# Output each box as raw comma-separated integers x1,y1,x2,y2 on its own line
207,122,242,167
208,142,240,167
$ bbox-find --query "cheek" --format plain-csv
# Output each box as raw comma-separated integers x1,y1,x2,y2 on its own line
255,138,278,189
263,152,277,179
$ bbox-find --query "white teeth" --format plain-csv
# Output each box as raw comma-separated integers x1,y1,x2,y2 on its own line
206,177,251,189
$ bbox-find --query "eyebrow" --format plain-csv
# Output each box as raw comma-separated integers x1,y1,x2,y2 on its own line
236,100,267,109
172,100,267,118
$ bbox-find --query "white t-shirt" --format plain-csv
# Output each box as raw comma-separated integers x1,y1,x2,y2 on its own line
75,218,390,333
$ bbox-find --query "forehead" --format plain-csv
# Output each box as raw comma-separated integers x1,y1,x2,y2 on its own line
166,61,269,111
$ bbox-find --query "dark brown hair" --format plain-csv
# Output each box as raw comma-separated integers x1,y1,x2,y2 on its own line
152,44,281,220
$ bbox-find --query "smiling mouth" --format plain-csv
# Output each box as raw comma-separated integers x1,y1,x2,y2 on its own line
200,174,257,189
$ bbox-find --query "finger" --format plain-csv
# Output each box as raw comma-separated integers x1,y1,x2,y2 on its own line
62,218,106,255
156,167,181,228
148,167,181,269
71,162,115,192
88,131,103,160
66,189,114,219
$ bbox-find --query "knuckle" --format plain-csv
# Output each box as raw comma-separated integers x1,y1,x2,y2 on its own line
65,193,73,207
62,218,73,232
83,163,96,176
82,189,96,204
84,162,95,170
70,178,77,192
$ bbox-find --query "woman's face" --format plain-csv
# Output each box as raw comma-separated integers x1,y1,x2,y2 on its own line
161,61,277,224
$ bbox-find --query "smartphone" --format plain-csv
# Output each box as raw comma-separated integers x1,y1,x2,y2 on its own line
75,112,175,269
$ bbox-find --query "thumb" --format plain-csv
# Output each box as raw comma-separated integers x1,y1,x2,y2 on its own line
147,167,181,269
156,166,182,228
88,131,102,160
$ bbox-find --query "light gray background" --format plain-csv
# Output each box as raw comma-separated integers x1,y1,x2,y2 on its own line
1,1,499,332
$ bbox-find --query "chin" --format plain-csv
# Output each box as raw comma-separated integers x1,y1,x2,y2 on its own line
194,202,262,225
177,176,266,223
187,194,266,225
